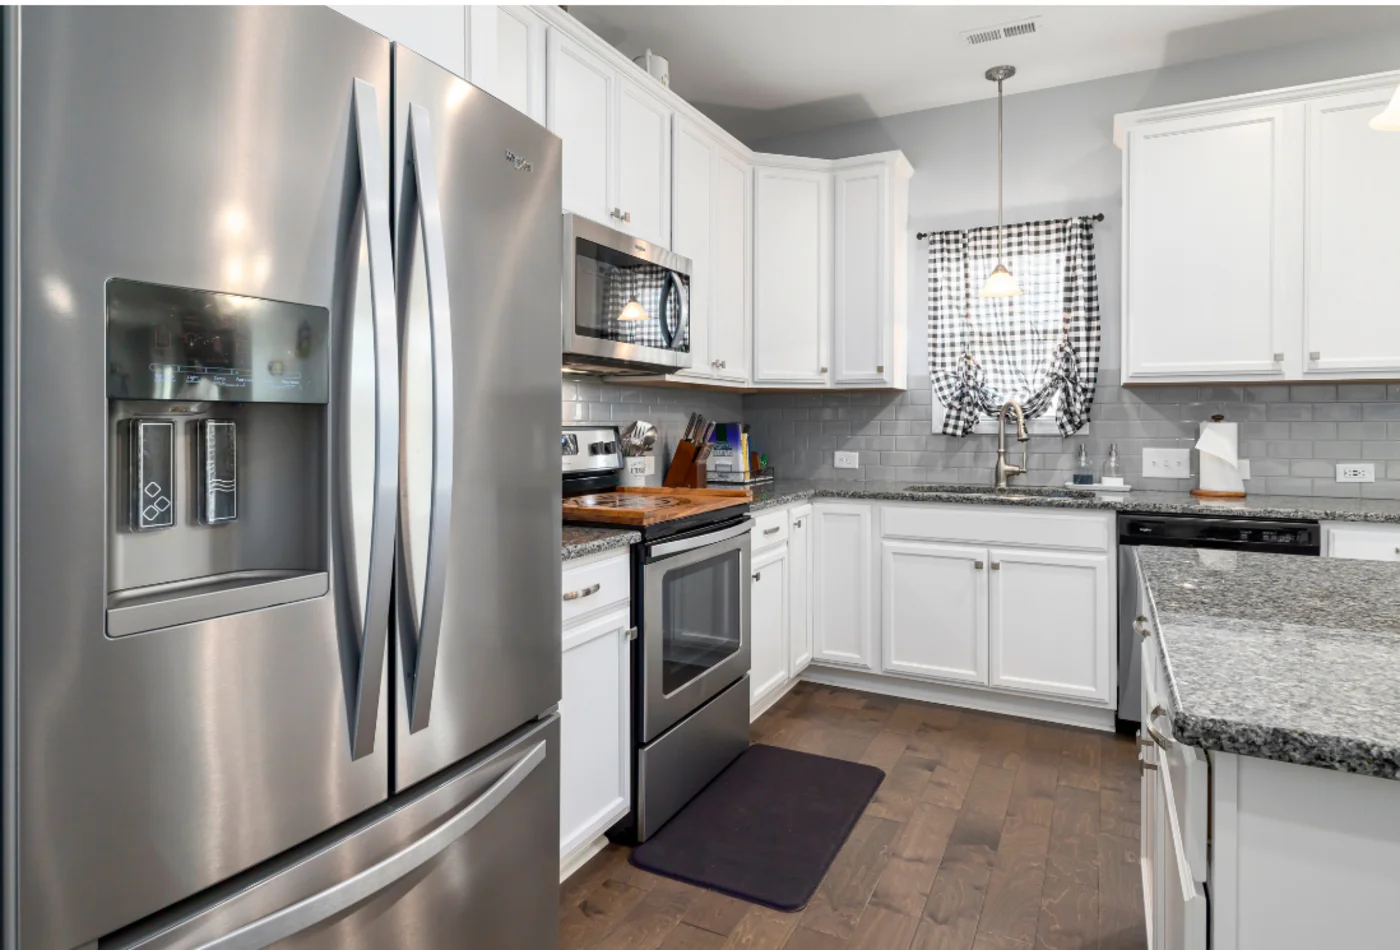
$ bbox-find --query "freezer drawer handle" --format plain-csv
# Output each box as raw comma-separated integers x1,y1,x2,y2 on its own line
346,77,401,762
563,583,601,602
396,101,456,735
191,740,547,950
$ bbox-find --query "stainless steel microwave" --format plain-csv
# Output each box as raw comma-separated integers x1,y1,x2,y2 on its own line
562,213,693,375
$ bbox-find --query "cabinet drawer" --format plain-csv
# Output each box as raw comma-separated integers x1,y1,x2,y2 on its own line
752,509,790,551
880,503,1111,551
561,552,630,625
1324,522,1400,561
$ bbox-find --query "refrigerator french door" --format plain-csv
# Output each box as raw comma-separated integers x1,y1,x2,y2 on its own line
1,8,562,950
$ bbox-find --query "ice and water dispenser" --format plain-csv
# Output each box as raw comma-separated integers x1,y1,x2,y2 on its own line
105,279,331,636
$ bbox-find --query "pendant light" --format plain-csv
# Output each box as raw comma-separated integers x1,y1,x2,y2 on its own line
1371,83,1400,130
980,65,1023,299
618,297,648,321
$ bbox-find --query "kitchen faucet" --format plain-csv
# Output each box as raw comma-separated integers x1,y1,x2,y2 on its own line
994,400,1030,488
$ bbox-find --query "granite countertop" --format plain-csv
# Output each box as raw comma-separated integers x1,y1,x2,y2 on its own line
747,478,1400,523
562,524,639,561
1137,546,1400,779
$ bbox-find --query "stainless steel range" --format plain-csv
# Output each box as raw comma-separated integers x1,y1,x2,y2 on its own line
562,426,752,842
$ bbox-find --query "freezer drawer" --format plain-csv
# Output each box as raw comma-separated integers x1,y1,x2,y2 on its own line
107,716,560,950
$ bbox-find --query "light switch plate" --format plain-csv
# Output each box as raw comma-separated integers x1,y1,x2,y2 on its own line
834,451,859,470
1337,462,1376,483
1142,447,1191,479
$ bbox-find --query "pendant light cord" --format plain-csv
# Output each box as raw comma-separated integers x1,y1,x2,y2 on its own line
997,77,1004,265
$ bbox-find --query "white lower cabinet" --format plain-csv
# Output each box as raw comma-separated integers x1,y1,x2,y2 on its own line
811,502,875,669
749,544,790,709
787,505,813,677
881,540,987,685
1323,522,1400,561
559,555,631,872
988,548,1113,704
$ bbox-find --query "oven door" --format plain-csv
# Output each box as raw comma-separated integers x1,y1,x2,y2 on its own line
640,519,751,743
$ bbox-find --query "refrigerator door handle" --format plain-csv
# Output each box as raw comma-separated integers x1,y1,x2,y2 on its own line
397,101,455,733
347,77,400,761
189,740,546,950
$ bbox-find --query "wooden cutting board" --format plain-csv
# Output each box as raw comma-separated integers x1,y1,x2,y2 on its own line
562,486,751,526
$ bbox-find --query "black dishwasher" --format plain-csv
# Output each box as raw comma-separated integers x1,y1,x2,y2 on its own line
1116,513,1320,729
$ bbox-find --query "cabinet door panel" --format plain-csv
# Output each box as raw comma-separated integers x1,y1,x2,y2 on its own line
671,118,714,377
547,31,612,223
615,77,671,245
1304,87,1400,375
881,540,987,685
753,166,831,384
1124,106,1293,380
712,148,751,383
988,548,1112,704
493,6,546,122
560,608,630,858
788,507,813,676
811,503,873,668
834,165,889,385
750,545,789,708
1325,523,1400,561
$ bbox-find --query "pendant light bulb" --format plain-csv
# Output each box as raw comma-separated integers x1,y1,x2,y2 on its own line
618,297,648,321
980,64,1023,299
1371,84,1400,131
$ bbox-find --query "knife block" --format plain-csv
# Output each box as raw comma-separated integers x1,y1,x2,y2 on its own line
663,441,707,488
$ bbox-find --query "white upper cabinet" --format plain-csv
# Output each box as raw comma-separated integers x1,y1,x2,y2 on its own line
1123,105,1293,382
615,77,672,245
479,5,547,122
753,161,832,385
1118,70,1400,384
834,157,911,388
670,117,715,378
711,147,752,383
1304,86,1400,375
334,5,467,77
547,30,614,224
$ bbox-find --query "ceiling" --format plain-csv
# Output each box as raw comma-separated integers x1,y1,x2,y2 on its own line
568,5,1400,143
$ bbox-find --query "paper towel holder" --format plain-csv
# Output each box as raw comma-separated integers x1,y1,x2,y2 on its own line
1191,414,1247,500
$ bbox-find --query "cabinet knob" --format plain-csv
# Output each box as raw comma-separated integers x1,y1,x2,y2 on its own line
625,626,638,641
876,364,884,373
1134,615,1152,640
611,208,632,223
1309,351,1321,361
794,519,803,528
1273,352,1285,362
990,561,1001,570
719,360,727,369
974,560,985,570
752,571,761,581
820,366,829,374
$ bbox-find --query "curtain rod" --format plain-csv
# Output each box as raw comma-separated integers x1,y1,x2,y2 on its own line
917,212,1104,241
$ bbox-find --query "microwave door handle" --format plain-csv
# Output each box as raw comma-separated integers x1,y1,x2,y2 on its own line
672,272,690,354
657,269,676,349
346,78,399,761
397,102,455,734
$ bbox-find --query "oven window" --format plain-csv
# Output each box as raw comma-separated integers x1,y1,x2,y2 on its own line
660,547,741,694
575,237,690,352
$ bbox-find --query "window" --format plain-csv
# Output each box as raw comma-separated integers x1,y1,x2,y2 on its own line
926,216,1101,437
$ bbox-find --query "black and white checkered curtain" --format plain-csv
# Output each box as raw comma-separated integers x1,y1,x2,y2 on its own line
927,216,1100,437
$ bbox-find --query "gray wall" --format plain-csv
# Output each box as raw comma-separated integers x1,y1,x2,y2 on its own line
741,25,1400,496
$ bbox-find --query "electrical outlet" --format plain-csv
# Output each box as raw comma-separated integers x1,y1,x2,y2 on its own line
1336,462,1376,483
1142,447,1191,479
834,451,860,470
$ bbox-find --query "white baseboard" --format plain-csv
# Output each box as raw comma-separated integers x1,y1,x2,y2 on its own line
750,676,799,722
560,833,610,883
802,666,1116,732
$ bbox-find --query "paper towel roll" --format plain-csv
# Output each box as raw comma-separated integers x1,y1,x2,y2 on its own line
1196,421,1245,495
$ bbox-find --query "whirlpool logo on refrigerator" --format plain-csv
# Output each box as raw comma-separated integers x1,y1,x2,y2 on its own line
505,150,533,172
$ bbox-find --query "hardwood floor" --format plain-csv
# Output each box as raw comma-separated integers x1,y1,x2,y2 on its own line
559,682,1146,950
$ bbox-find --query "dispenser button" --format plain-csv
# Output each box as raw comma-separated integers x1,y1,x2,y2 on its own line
130,419,175,531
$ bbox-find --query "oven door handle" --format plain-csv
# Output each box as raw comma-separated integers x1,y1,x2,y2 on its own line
648,520,751,558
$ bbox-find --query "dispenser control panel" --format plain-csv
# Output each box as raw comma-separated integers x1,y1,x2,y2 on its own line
106,278,329,404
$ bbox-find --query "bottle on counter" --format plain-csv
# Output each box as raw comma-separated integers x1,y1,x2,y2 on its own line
1101,443,1124,487
1073,444,1095,485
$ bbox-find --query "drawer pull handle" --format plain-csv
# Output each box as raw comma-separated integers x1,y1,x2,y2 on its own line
1146,704,1175,749
763,526,781,535
1134,615,1151,640
752,571,761,581
562,582,601,602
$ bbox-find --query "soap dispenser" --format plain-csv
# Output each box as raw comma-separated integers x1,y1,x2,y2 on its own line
1072,444,1095,485
1101,443,1124,487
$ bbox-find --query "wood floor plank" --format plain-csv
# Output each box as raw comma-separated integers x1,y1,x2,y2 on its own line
781,926,848,950
1034,877,1098,950
659,923,729,950
962,766,1016,820
862,731,913,771
971,935,1033,950
1044,785,1100,892
720,907,801,950
1005,752,1061,829
976,817,1051,945
884,702,935,736
1100,787,1140,839
562,845,630,912
683,889,752,938
921,765,976,810
1056,730,1102,792
560,879,651,950
1097,833,1147,950
799,814,902,940
597,877,704,950
908,722,981,774
849,905,920,950
868,752,939,822
911,809,1004,950
966,715,1028,772
870,801,961,916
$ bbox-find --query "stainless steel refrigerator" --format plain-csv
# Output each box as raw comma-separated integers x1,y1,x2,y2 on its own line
0,8,563,949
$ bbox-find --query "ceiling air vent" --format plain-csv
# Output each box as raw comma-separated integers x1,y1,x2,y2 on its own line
961,17,1040,47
